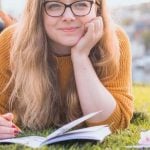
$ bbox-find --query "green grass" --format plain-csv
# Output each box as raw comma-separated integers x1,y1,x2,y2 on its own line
0,85,150,150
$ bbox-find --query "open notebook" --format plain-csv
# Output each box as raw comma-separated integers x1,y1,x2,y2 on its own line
0,111,111,148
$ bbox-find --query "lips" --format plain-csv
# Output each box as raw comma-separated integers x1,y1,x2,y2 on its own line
59,27,80,32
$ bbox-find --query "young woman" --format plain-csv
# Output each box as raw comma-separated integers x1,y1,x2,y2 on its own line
0,0,133,139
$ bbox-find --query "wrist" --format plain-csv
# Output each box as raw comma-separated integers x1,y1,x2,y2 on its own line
71,51,90,64
71,48,89,60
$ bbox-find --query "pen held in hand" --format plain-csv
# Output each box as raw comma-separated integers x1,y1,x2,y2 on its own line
1,113,23,133
12,124,23,133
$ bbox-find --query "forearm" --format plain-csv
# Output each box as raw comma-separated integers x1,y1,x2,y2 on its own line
71,54,116,122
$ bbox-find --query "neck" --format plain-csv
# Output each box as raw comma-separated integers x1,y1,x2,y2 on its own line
49,41,71,57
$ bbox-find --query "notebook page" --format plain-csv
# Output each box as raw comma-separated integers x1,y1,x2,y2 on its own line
46,110,102,140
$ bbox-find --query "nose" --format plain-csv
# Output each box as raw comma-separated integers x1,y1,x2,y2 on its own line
62,7,76,21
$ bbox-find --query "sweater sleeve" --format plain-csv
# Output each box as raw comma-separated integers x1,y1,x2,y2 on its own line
86,28,134,132
0,26,14,114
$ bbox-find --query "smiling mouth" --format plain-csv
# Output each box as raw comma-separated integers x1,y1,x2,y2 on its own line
59,27,80,32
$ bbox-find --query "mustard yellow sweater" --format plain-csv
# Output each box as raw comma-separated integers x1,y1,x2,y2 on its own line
0,26,133,132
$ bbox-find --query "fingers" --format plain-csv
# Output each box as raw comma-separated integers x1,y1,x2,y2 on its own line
83,17,103,49
71,17,104,55
0,126,18,134
2,113,14,121
94,17,103,38
0,116,12,127
0,114,22,139
0,114,22,132
0,118,20,139
85,17,103,39
84,22,94,41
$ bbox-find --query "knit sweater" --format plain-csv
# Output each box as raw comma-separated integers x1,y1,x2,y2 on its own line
0,26,133,132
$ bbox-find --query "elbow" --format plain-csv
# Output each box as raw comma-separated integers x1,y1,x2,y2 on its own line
111,109,133,133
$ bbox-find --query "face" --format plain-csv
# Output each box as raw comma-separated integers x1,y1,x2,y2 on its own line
43,0,97,53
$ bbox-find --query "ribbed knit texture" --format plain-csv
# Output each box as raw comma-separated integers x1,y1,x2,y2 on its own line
0,26,133,132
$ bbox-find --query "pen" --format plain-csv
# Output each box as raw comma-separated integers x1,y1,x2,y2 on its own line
12,123,23,133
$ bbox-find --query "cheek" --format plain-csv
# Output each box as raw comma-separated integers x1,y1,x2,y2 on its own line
81,8,97,24
43,15,57,36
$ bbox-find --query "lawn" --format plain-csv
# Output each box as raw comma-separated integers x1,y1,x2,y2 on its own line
0,85,150,150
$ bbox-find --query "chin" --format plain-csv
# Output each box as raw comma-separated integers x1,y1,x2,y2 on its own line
62,38,81,46
65,42,77,46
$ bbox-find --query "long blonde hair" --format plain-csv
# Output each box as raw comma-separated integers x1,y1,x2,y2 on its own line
8,0,120,130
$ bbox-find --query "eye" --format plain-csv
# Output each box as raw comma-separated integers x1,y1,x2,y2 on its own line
46,2,63,11
73,1,90,9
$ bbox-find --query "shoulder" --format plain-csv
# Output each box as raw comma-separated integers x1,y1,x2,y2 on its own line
115,25,131,58
115,25,130,43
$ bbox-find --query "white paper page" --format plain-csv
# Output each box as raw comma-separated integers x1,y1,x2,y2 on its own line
139,130,150,145
126,130,150,149
0,111,102,148
65,125,107,134
46,110,102,139
0,136,46,148
42,126,111,146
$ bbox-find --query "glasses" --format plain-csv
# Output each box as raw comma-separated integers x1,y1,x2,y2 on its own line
43,0,99,17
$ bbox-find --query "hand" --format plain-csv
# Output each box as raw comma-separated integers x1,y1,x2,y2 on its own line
0,113,21,139
71,17,103,57
0,11,15,27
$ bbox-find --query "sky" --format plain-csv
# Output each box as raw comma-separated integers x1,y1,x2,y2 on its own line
0,0,150,18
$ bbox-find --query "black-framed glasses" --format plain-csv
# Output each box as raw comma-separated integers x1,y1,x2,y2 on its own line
43,0,99,17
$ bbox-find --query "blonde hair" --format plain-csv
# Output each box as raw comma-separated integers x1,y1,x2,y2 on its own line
8,0,120,130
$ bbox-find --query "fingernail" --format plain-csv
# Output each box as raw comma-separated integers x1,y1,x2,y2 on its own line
12,124,16,128
14,130,20,134
14,128,22,134
11,124,22,133
14,130,19,135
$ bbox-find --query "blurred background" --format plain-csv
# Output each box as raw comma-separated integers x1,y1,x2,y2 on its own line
0,0,150,85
